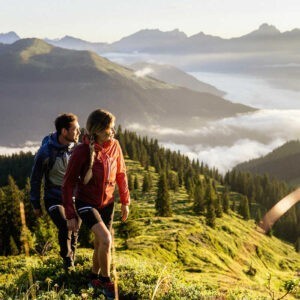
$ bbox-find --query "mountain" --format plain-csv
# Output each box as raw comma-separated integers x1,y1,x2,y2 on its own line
0,38,254,146
2,24,300,54
45,35,108,52
130,62,225,97
242,23,281,38
110,28,187,53
0,31,20,44
108,24,300,54
235,140,300,185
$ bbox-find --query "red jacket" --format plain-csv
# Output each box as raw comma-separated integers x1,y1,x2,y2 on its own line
62,138,130,219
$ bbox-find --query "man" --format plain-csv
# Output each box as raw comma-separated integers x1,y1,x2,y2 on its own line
30,113,81,271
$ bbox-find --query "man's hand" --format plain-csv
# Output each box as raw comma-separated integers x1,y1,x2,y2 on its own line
67,218,78,231
121,204,129,222
33,208,42,218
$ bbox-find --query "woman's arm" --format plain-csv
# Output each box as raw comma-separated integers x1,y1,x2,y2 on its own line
62,145,87,219
116,141,130,206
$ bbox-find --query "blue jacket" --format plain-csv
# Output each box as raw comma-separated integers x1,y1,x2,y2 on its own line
30,132,74,209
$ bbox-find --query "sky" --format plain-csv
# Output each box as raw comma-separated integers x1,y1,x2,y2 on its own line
1,0,300,42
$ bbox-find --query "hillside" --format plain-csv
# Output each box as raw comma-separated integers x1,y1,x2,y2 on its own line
0,158,299,299
130,62,225,97
0,38,254,146
235,140,300,185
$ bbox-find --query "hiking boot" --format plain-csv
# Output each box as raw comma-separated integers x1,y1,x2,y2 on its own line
63,257,74,273
89,278,115,299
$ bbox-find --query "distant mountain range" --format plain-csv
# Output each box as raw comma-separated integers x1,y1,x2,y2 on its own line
0,39,253,146
1,24,300,54
130,62,225,97
235,140,300,185
0,31,20,44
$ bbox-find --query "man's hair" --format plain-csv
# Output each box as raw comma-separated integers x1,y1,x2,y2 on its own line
55,113,78,135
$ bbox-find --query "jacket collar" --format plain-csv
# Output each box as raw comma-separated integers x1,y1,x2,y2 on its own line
82,134,112,151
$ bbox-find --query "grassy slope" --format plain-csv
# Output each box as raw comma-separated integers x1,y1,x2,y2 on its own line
0,159,299,299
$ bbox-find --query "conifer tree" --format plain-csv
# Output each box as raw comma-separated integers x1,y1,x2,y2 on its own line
206,200,216,228
204,182,216,204
215,194,223,218
222,189,230,214
142,173,151,193
9,236,19,255
116,125,127,155
295,237,300,253
193,181,205,215
0,189,5,254
5,176,22,254
128,173,134,191
255,207,262,225
231,198,236,212
134,176,139,190
23,178,37,230
155,173,172,217
168,171,179,192
239,196,250,220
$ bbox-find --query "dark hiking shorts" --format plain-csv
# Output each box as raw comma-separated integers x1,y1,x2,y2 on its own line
75,199,114,231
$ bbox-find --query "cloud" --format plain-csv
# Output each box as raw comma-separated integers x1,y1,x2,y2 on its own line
162,138,284,174
0,141,40,156
134,67,154,78
127,123,184,135
129,109,300,172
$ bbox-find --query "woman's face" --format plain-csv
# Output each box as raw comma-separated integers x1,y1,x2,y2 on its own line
95,120,115,145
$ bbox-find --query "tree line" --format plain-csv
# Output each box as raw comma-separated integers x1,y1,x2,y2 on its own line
0,126,299,255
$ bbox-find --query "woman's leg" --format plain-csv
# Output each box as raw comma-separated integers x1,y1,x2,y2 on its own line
91,221,112,277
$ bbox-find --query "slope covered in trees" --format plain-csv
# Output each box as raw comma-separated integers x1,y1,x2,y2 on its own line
235,140,300,185
0,127,299,251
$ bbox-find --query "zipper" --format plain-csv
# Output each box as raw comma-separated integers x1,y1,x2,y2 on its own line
106,154,111,183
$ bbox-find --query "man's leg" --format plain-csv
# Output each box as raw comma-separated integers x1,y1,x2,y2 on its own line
47,204,74,269
71,217,82,262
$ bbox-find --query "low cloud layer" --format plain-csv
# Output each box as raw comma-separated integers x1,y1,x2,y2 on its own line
128,109,300,172
134,67,154,78
0,141,40,155
162,138,284,174
2,110,300,174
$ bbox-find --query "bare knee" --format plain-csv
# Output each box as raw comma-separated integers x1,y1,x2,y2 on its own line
94,231,111,250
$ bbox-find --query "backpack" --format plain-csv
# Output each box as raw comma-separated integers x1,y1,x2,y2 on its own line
41,134,59,175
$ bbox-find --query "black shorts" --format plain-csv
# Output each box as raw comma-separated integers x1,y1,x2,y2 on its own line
75,199,114,231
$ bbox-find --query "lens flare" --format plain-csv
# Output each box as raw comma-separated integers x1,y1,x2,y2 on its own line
259,188,300,233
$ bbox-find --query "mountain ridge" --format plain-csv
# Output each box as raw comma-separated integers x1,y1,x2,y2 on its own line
2,23,300,54
234,140,300,185
0,38,254,146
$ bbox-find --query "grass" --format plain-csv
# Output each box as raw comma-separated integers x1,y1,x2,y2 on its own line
0,158,299,299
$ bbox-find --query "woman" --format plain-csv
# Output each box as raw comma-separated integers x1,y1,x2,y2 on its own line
63,109,130,299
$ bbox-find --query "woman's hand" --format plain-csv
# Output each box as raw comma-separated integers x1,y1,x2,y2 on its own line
121,204,130,222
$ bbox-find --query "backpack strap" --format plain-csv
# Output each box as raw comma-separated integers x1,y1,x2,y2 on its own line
44,144,59,187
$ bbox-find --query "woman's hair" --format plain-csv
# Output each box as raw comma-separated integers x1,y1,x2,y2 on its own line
83,109,115,184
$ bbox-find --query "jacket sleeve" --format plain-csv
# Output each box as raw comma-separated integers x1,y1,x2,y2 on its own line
116,141,130,205
62,145,86,219
30,147,46,209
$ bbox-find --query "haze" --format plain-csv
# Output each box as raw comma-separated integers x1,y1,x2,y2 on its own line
1,0,300,42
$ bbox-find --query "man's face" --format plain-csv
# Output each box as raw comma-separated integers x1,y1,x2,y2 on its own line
63,121,81,143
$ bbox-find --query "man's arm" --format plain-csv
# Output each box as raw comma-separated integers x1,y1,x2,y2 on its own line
30,147,46,212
